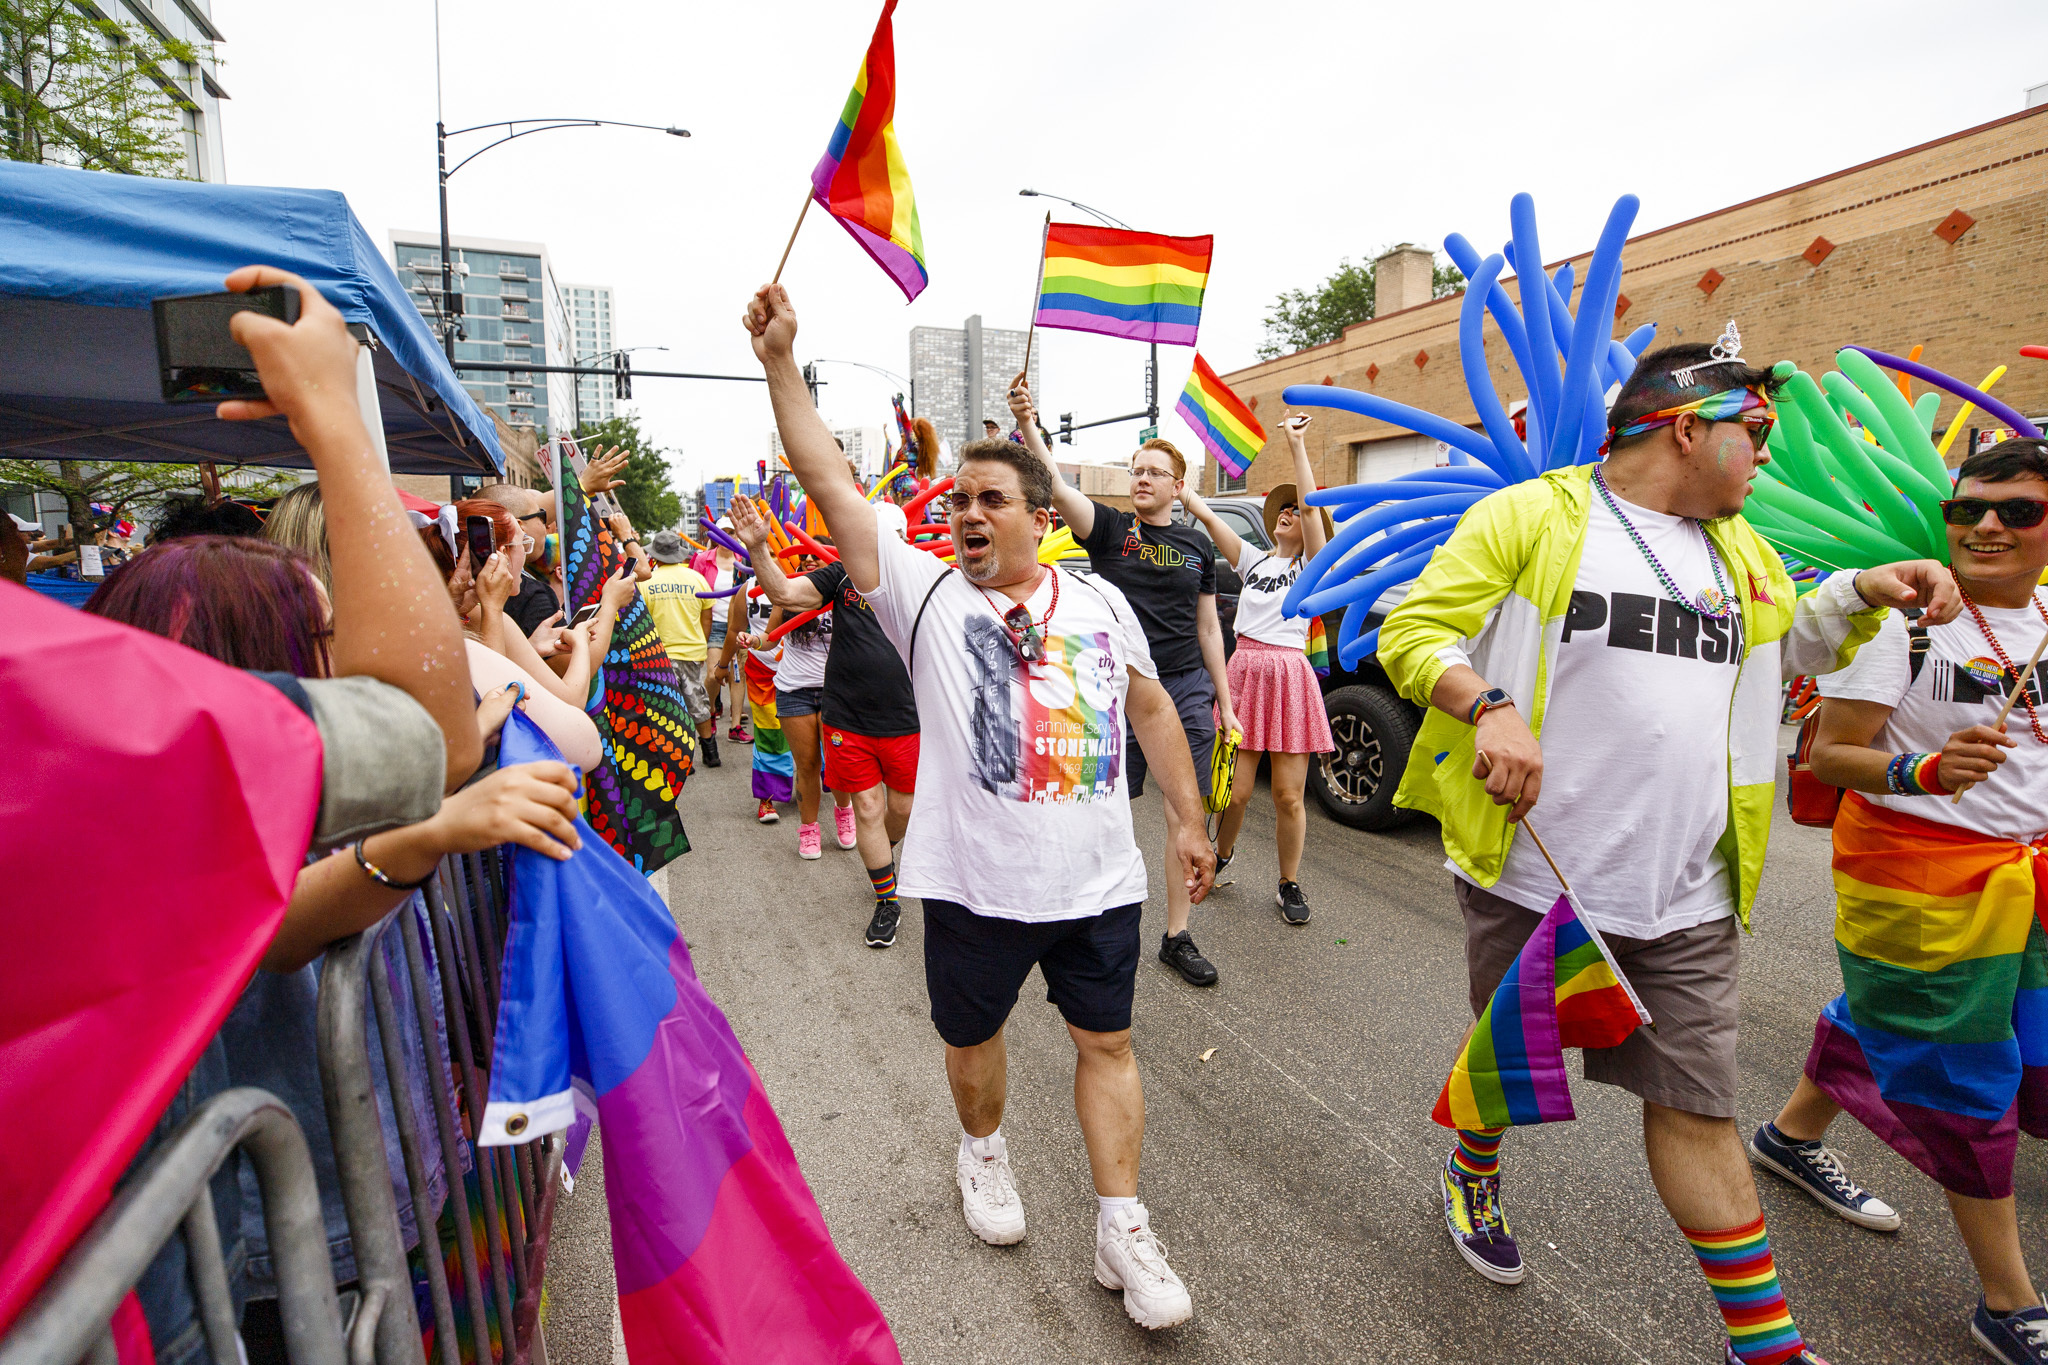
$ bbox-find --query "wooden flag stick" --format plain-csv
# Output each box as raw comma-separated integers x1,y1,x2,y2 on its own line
1952,625,2048,803
1019,211,1051,385
772,187,814,286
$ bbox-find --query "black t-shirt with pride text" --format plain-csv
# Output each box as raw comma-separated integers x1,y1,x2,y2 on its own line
805,561,918,738
1076,501,1217,675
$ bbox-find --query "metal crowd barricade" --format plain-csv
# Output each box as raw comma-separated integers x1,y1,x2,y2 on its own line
2,848,562,1365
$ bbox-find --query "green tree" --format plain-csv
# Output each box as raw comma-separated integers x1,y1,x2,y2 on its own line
2,0,209,175
1256,251,1465,360
573,413,682,531
0,457,296,535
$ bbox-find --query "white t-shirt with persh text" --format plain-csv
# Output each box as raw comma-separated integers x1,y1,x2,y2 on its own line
1459,492,1744,937
1232,544,1309,649
864,534,1158,922
1818,595,2048,843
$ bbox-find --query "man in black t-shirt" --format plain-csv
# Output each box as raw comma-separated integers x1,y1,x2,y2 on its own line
731,495,921,949
1009,377,1238,988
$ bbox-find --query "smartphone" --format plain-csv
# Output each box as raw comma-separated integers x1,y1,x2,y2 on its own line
1286,414,1313,431
465,516,495,572
568,604,602,628
152,285,302,404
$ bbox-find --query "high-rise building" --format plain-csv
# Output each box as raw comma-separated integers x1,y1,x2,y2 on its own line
564,283,616,429
769,424,886,476
910,316,1040,451
58,1,231,182
390,232,575,436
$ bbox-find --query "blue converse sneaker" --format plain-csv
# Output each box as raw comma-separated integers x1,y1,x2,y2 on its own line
1748,1122,1900,1231
1440,1152,1524,1284
1973,1298,2048,1364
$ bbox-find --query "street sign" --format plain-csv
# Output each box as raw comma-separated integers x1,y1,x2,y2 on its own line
1138,426,1158,443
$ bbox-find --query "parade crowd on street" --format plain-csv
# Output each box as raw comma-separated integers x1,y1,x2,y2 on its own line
11,205,2048,1365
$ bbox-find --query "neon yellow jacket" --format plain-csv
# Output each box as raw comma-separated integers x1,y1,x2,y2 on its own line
1376,464,1884,929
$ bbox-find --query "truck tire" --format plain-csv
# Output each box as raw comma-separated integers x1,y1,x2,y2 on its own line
1309,684,1417,831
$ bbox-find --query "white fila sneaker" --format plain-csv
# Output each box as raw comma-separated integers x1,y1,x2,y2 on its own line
956,1138,1026,1246
1095,1204,1192,1329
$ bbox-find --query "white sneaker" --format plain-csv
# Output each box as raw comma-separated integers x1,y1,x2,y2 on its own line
956,1140,1026,1245
1095,1203,1192,1329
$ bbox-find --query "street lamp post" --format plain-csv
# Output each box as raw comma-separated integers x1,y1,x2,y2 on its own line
1018,188,1158,435
814,357,915,418
435,118,689,360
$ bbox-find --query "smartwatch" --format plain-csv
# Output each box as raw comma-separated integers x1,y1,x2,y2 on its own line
1467,687,1514,726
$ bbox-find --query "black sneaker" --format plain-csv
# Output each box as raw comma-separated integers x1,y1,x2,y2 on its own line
864,899,900,949
1276,880,1310,925
1159,931,1218,986
701,735,721,769
1212,849,1234,884
1747,1122,1900,1231
1973,1298,2048,1364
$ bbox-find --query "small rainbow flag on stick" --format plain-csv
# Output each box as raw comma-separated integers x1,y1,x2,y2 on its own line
1035,222,1212,345
1433,890,1650,1130
807,0,926,301
1175,353,1265,480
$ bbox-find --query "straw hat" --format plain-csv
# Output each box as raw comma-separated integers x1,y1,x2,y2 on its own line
1262,483,1335,546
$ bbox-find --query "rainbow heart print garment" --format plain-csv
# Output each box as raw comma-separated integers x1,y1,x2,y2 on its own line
1805,792,2048,1199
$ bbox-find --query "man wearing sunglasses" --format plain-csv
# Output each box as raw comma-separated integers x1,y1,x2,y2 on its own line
1752,436,2048,1363
745,283,1214,1332
1378,340,1957,1364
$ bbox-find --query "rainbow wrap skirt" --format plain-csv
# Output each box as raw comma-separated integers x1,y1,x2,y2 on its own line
744,654,794,804
1805,793,2048,1199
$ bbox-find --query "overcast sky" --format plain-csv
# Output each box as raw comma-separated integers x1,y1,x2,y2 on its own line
210,0,2048,491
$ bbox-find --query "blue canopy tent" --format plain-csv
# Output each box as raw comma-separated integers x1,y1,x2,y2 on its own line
0,161,501,475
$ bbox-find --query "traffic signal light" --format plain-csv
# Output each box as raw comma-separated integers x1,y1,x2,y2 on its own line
614,351,632,400
1059,413,1074,445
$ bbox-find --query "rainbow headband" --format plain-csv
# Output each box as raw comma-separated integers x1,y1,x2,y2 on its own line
1605,384,1771,447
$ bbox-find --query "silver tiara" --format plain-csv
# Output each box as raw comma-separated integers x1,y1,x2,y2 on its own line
1672,319,1744,387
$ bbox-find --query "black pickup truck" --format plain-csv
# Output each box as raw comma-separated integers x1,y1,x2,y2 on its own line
1174,499,1422,832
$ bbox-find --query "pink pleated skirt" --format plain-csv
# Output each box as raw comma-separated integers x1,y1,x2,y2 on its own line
1226,638,1335,754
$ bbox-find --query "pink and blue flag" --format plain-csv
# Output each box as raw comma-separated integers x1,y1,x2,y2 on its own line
480,709,899,1363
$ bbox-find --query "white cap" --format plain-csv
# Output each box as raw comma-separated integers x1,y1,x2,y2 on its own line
716,515,734,530
8,513,39,532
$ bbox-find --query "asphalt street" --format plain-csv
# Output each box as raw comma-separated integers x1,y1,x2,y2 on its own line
542,737,2045,1364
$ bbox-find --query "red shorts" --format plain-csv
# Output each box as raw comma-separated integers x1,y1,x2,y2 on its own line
822,726,919,794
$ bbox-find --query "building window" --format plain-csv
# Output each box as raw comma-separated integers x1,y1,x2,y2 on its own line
1216,464,1248,494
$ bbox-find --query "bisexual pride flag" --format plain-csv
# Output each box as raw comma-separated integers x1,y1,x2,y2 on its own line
1434,892,1650,1130
480,710,897,1362
811,0,927,303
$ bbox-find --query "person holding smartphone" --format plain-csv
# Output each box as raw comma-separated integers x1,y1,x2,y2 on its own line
1178,414,1334,927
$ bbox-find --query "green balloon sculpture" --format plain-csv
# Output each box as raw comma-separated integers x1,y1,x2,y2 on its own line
1743,348,1958,575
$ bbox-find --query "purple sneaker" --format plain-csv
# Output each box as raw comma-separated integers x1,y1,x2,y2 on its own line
1440,1153,1524,1285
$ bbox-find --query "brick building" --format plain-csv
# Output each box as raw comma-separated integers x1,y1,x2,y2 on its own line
1217,104,2048,498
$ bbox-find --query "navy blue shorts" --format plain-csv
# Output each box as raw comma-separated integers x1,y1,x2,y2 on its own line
922,898,1141,1048
1127,665,1214,801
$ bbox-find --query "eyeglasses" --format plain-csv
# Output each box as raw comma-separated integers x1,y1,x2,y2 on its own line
1940,497,2048,530
1712,411,1776,452
1276,505,1299,519
1003,603,1046,664
1129,466,1178,483
947,488,1032,514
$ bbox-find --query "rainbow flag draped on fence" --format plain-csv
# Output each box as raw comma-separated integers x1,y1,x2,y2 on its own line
810,0,926,302
1434,892,1649,1130
1805,793,2048,1199
1175,353,1264,479
559,449,694,872
1034,223,1212,346
0,583,321,1333
481,711,900,1363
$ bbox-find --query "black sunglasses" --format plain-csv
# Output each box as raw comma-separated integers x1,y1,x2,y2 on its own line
1940,497,2048,530
1003,603,1046,665
948,488,1032,514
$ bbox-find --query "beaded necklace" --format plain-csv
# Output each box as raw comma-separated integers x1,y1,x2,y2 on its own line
1592,466,1737,621
1953,571,2048,744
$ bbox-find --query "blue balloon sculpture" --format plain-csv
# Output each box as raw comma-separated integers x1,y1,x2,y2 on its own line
1280,193,1657,670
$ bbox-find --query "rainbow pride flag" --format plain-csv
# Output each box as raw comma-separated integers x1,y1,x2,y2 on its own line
1805,793,2048,1199
810,0,926,302
1434,892,1649,1130
1175,353,1265,480
482,709,899,1363
1035,222,1212,346
1305,615,1330,678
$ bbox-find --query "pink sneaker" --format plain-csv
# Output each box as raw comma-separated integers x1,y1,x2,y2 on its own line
798,822,822,859
833,804,857,850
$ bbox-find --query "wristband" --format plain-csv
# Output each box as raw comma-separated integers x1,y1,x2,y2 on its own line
1467,687,1513,726
1885,752,1948,797
353,838,436,890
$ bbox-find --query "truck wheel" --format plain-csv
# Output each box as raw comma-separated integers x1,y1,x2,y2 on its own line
1309,684,1417,831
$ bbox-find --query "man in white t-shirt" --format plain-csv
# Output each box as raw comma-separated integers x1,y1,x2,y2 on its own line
1379,340,1956,1364
743,283,1214,1332
1753,437,2048,1361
